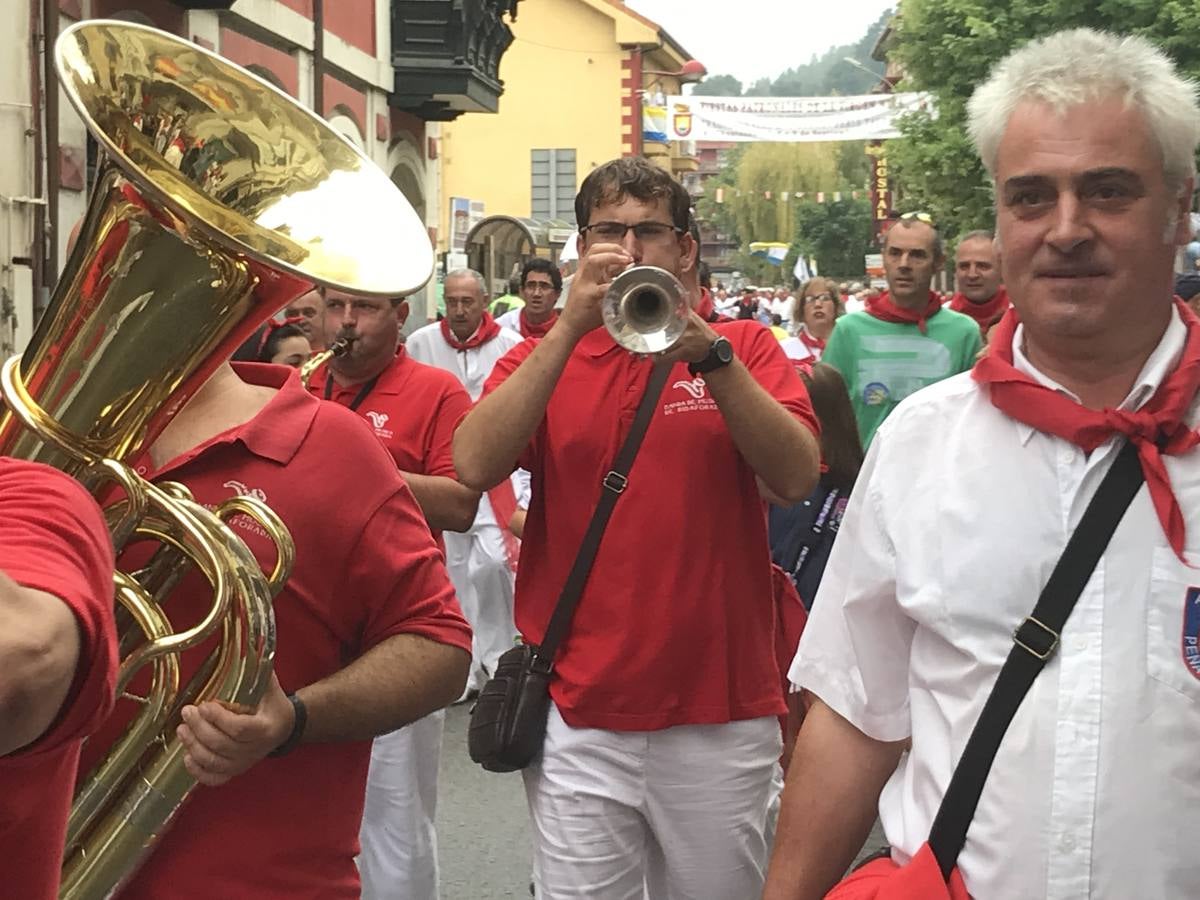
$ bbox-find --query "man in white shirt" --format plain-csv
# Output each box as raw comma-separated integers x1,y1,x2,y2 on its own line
408,268,524,692
765,28,1200,900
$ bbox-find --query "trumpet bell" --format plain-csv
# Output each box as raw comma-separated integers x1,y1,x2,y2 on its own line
603,265,690,354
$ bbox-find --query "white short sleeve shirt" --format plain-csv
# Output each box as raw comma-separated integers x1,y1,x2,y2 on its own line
405,322,524,401
791,308,1200,899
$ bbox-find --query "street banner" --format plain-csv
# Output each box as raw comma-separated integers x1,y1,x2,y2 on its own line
662,93,933,143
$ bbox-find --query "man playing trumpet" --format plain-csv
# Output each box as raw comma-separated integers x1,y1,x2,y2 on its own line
454,156,821,899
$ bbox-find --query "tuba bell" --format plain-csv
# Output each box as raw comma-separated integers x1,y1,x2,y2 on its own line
0,19,432,899
602,265,691,353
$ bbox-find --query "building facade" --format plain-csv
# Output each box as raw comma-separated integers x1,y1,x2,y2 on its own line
0,0,521,355
437,0,700,270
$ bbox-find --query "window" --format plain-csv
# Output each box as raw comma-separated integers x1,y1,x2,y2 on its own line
531,149,576,223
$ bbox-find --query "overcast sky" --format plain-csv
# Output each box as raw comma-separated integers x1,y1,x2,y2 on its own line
626,0,896,88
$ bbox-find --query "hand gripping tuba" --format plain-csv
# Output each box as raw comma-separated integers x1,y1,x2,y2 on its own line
0,20,432,900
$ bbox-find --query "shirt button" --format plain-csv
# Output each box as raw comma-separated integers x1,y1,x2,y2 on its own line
1060,833,1076,853
1071,635,1088,652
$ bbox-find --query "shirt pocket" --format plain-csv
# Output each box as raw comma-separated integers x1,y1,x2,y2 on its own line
1146,546,1200,701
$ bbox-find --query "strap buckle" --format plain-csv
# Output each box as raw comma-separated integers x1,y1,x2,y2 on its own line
602,471,628,495
1014,616,1059,660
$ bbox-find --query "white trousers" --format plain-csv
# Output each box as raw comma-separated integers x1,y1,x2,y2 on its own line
358,710,445,900
444,496,517,691
523,706,781,899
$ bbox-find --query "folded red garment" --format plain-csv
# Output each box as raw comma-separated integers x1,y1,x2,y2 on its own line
825,844,969,900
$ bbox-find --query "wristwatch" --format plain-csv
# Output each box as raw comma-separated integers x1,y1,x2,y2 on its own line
688,336,734,377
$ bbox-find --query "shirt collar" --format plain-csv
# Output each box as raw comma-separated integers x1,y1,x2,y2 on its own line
1009,305,1187,445
309,346,411,396
577,325,621,358
152,363,316,478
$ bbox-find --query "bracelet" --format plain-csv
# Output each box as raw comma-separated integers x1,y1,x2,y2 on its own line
267,692,308,758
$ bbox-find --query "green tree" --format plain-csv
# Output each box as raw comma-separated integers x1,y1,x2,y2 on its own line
696,143,871,283
794,197,875,279
889,0,1200,241
691,74,743,97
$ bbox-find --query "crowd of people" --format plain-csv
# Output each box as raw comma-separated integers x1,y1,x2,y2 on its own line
4,25,1200,900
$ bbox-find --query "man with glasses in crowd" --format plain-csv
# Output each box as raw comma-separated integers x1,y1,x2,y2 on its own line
821,213,981,446
498,259,561,338
455,155,821,899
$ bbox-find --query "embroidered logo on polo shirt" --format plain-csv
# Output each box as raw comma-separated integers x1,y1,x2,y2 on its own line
364,411,394,440
222,480,267,503
219,481,271,540
1183,587,1200,681
672,377,708,400
664,376,718,417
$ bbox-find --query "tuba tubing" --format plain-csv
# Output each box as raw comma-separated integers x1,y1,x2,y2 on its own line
0,19,433,899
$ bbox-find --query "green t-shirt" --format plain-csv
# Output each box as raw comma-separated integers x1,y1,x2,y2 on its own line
821,308,982,447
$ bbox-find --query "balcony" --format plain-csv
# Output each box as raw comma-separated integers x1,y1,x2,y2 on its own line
390,0,522,121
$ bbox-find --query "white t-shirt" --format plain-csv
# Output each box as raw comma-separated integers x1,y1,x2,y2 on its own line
792,308,1200,899
405,321,524,401
495,308,522,335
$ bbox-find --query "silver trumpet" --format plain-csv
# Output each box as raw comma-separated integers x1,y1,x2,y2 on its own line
603,266,690,353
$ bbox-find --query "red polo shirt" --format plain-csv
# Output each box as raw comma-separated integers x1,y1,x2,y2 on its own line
306,346,470,478
482,320,819,731
83,364,471,900
0,459,116,900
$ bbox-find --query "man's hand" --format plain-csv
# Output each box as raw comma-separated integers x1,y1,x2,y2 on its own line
177,671,295,786
558,242,631,341
653,310,720,366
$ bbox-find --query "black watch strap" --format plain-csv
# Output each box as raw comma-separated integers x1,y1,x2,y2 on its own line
689,336,733,376
268,692,308,758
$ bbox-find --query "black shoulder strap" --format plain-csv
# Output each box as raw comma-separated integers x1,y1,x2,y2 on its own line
533,362,673,671
928,439,1145,878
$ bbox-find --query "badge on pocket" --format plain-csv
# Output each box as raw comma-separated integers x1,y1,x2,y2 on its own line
1183,587,1200,682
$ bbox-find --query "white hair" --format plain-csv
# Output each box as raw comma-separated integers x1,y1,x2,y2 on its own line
968,29,1200,195
444,267,487,297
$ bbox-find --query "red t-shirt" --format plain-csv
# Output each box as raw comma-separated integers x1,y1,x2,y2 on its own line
0,459,116,900
306,346,471,478
481,320,819,731
83,364,471,900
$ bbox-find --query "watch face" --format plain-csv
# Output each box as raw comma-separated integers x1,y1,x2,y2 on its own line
715,338,734,364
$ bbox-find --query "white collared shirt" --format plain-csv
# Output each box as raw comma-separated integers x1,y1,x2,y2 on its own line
405,321,524,401
792,307,1200,899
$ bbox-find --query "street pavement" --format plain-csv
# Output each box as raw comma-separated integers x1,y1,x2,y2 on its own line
435,701,888,899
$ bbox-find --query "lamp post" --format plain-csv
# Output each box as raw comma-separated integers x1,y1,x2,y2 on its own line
841,56,888,92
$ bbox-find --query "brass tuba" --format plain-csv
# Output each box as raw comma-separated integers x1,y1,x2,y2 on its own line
0,20,432,900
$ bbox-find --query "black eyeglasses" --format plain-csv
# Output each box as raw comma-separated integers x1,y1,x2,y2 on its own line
580,221,683,243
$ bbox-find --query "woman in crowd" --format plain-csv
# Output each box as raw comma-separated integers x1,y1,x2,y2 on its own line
232,319,312,369
768,362,863,610
781,277,840,367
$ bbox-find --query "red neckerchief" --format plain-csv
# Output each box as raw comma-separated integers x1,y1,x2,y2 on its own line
520,308,558,339
798,327,827,354
440,311,501,350
973,300,1200,561
866,290,943,334
949,286,1010,332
